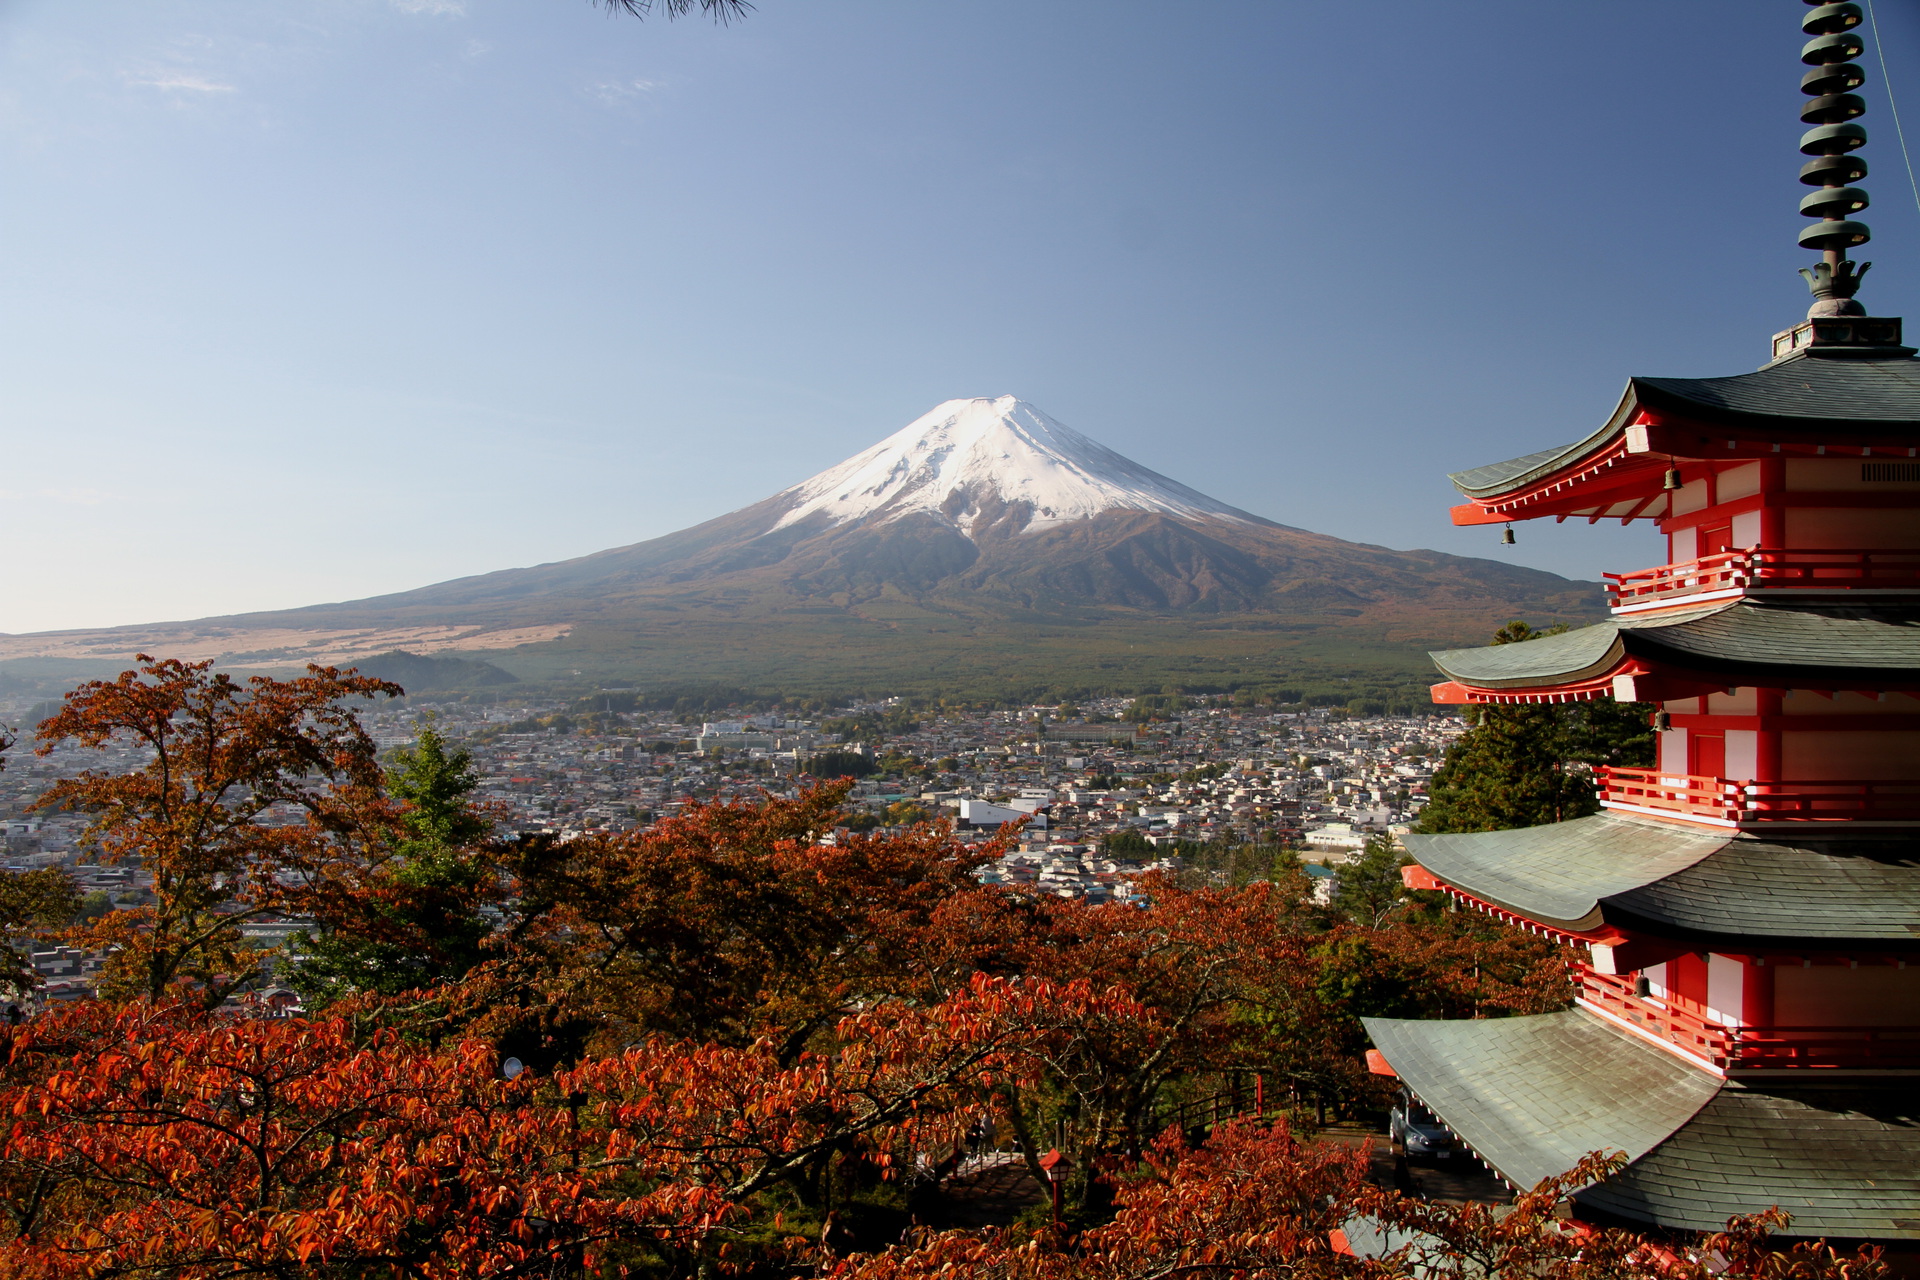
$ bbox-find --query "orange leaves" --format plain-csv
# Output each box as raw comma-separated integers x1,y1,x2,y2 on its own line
0,1001,725,1278
0,972,1139,1279
31,656,403,1007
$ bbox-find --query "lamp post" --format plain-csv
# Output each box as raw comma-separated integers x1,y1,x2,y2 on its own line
1037,1148,1072,1227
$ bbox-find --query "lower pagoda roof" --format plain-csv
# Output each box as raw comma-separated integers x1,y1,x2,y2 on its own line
1365,1010,1920,1240
1579,1080,1920,1237
1403,814,1920,947
1430,599,1920,699
1362,1011,1721,1193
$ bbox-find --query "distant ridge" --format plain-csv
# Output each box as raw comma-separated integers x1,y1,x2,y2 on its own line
0,397,1603,696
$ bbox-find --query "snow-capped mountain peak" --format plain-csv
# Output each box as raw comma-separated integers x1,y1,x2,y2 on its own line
769,396,1259,539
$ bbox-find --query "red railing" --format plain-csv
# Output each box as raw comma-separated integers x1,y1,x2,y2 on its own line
1599,767,1920,824
1577,969,1920,1070
1729,1025,1920,1070
1605,547,1920,607
1577,968,1733,1064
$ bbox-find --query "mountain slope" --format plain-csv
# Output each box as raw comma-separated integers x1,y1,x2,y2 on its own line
0,397,1603,696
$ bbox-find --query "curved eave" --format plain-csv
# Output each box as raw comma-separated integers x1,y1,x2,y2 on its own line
1447,357,1920,527
1361,1011,1723,1195
1404,816,1920,949
1369,1013,1920,1239
1403,815,1727,933
1430,603,1920,703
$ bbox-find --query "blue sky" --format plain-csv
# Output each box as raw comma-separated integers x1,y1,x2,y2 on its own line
4,0,1918,632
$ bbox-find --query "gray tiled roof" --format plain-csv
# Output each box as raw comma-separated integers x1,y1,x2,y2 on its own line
1362,1011,1722,1194
1612,838,1920,942
1450,357,1920,500
1448,443,1601,498
1403,815,1728,929
1430,601,1920,689
1406,815,1920,943
1367,1013,1920,1240
1635,355,1920,428
1578,1081,1920,1239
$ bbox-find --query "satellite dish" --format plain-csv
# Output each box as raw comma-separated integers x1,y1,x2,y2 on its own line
500,1056,525,1080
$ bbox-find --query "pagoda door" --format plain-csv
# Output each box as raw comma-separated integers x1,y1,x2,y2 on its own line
1690,732,1726,780
1699,520,1735,557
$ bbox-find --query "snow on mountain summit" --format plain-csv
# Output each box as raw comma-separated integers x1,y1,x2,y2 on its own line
770,396,1260,539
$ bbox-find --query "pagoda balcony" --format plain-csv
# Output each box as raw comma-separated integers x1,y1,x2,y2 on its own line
1598,766,1920,828
1605,547,1920,613
1576,968,1920,1073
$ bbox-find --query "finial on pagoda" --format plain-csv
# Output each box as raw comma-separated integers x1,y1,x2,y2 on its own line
1770,2,1912,362
1797,3,1872,313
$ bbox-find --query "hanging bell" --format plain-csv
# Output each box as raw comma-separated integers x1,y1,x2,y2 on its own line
1662,467,1683,491
1500,525,1516,545
1654,711,1672,732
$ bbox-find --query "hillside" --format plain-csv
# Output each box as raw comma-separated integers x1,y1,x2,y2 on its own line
0,397,1600,700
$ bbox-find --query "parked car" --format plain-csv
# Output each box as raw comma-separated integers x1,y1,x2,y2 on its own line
1389,1088,1455,1161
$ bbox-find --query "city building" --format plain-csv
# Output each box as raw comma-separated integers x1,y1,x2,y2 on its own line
1364,1,1920,1250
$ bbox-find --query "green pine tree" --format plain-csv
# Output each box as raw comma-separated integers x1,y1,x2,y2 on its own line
292,725,496,1006
1329,834,1410,927
1416,622,1654,835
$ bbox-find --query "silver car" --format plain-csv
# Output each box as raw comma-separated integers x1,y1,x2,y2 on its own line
1389,1090,1454,1161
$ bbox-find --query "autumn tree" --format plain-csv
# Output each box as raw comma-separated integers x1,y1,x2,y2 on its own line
31,657,400,1006
0,1001,735,1278
0,974,1140,1276
830,1124,1890,1280
292,723,500,1007
473,782,1003,1068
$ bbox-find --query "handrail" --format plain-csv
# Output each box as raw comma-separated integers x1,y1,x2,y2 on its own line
1605,547,1920,606
1577,968,1733,1063
1576,968,1920,1070
1600,767,1920,824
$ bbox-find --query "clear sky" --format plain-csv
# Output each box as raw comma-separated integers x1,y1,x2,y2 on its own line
4,0,1918,633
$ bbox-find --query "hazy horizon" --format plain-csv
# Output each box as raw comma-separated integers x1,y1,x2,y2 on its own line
4,0,1916,633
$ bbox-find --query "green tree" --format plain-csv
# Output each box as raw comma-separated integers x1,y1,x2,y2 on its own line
1328,835,1407,927
1419,622,1654,834
0,729,81,996
293,725,497,1005
802,749,875,779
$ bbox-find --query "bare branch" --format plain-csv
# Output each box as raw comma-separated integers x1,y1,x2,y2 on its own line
592,0,754,23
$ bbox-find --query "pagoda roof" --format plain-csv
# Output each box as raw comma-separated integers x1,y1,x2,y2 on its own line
1366,1011,1920,1239
1403,813,1920,946
1452,355,1920,502
1429,599,1920,696
1579,1079,1920,1237
1362,1011,1720,1193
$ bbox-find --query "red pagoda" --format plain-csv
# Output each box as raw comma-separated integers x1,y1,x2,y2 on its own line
1363,0,1920,1251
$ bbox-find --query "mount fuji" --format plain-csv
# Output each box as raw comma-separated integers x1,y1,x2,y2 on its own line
770,396,1258,537
0,397,1601,695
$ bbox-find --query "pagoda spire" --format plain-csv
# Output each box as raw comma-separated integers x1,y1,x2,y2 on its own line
1767,2,1911,362
1795,2,1875,318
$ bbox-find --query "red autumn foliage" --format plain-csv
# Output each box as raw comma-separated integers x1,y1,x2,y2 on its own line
0,975,1146,1277
0,661,1882,1277
31,657,401,1006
